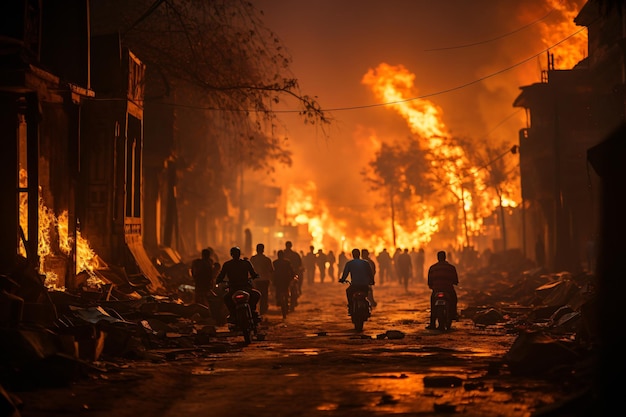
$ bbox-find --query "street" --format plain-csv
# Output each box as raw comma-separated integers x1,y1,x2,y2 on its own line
15,277,579,417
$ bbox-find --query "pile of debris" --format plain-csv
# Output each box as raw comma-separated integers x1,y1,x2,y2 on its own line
0,253,236,413
460,262,600,413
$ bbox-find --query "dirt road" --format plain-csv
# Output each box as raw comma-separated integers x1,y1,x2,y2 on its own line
16,278,574,417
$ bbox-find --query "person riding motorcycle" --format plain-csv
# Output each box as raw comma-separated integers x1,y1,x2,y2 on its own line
339,248,375,315
426,250,459,329
216,246,262,323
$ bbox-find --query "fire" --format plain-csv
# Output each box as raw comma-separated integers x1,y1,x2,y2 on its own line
19,169,103,289
273,1,584,255
362,63,500,247
284,181,347,250
539,0,587,69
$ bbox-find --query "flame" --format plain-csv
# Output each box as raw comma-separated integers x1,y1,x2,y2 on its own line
19,169,103,289
535,0,587,69
362,63,502,247
269,2,583,255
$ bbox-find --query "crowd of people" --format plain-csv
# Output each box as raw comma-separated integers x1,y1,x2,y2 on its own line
189,241,457,329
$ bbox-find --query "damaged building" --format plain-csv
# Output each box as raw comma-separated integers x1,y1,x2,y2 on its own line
513,0,626,273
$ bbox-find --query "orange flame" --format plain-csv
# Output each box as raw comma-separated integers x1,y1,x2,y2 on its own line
19,169,103,289
362,63,501,247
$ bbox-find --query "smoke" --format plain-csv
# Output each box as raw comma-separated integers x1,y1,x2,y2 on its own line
257,0,588,252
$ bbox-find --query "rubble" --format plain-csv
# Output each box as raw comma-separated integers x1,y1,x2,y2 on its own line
0,250,601,416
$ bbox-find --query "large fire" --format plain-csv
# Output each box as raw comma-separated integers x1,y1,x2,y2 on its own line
279,1,588,256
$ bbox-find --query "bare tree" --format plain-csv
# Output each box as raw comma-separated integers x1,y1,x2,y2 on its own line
362,137,433,247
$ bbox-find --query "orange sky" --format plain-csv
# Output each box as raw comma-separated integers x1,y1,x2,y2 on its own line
250,0,587,252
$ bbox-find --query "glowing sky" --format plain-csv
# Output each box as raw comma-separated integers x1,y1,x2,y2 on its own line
250,0,587,250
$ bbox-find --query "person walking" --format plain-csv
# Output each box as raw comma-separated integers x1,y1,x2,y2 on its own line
249,243,274,315
284,241,304,298
376,248,391,285
397,248,413,292
316,249,328,283
327,250,336,281
190,248,215,307
337,251,348,279
272,250,297,318
361,249,377,307
303,245,317,284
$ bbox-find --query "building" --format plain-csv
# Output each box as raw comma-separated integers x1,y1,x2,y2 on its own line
513,0,626,273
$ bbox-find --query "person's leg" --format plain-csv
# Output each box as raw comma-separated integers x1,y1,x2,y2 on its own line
451,290,458,320
258,280,269,314
250,289,262,313
368,286,377,306
223,293,235,321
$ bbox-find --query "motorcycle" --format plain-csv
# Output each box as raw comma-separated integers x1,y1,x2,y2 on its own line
228,288,260,344
342,280,371,331
432,291,452,331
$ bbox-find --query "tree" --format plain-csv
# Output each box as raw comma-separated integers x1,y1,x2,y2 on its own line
362,136,433,247
90,0,330,254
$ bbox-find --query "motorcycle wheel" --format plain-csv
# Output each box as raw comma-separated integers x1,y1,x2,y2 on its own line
353,316,364,332
236,308,252,344
352,299,368,332
434,304,449,331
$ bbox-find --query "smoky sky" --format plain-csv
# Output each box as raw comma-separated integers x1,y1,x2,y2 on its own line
250,0,586,247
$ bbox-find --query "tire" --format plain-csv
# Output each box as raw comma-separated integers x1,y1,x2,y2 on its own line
434,304,449,331
352,298,369,332
242,328,252,344
236,307,252,344
354,318,364,332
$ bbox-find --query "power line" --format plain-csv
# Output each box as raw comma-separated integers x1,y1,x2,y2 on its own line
424,9,555,52
319,26,586,113
106,26,586,115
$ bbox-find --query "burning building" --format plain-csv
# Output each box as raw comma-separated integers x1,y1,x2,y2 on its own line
0,1,164,293
513,0,626,273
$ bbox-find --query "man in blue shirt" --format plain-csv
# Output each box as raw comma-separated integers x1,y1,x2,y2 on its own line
339,248,375,315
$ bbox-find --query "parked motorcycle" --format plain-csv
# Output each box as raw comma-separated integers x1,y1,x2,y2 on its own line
228,288,259,344
432,291,452,331
342,281,371,331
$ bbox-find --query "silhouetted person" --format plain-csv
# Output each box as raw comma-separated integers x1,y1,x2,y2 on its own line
339,248,375,315
304,245,317,284
191,248,215,306
284,241,303,296
376,248,391,284
316,249,328,283
426,250,459,329
397,248,413,291
361,249,377,306
216,247,261,322
272,250,297,318
327,250,336,281
337,251,348,278
250,243,274,315
244,228,252,257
